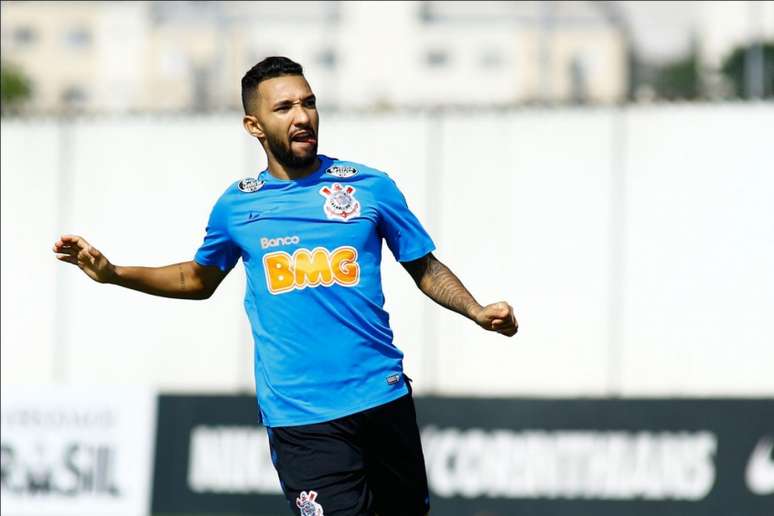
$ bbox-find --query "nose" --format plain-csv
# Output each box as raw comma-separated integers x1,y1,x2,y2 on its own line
292,103,311,126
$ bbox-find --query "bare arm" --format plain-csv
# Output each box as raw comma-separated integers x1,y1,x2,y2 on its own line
53,234,227,300
402,252,518,337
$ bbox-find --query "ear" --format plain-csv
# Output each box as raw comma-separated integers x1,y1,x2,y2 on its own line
243,115,265,140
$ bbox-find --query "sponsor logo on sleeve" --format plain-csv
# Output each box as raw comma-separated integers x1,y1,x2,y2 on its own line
326,165,358,178
238,176,265,193
319,183,360,221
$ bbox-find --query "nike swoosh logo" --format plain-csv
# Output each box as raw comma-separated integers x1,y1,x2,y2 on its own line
746,436,774,495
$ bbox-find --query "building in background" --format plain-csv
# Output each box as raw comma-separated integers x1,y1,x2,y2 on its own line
1,1,772,114
1,1,149,113
1,1,627,114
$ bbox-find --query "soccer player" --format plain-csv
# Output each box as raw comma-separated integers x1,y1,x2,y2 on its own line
52,57,518,516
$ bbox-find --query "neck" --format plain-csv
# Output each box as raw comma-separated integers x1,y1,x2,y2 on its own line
266,153,321,181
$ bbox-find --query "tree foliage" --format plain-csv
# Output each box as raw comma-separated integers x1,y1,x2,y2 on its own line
652,53,700,101
1,65,32,113
721,42,774,99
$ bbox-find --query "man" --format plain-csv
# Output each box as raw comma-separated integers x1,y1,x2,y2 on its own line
53,57,518,516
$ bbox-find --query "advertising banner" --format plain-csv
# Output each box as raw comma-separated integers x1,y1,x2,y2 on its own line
151,395,773,515
151,395,288,515
415,397,774,516
0,386,157,516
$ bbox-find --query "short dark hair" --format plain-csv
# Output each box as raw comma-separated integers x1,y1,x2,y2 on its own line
241,56,304,114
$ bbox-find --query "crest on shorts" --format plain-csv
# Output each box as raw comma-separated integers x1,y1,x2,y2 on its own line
296,490,324,516
326,165,358,178
319,183,360,221
238,175,265,193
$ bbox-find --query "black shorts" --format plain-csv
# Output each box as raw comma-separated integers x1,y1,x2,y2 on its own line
266,379,430,516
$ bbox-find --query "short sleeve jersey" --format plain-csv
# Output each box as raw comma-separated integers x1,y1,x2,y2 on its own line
194,155,435,427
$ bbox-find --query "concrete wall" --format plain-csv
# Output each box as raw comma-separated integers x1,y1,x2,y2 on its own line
2,104,772,396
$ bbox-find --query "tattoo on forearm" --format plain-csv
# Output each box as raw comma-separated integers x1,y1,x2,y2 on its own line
179,264,186,291
420,257,479,318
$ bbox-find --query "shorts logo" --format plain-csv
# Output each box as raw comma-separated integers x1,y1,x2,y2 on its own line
320,183,360,221
326,165,358,178
296,490,324,516
238,176,265,193
263,246,360,295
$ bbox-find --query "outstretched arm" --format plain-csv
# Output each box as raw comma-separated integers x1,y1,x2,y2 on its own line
401,252,518,337
53,234,228,300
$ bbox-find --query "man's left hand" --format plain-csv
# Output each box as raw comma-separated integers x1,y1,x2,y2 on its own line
473,302,518,337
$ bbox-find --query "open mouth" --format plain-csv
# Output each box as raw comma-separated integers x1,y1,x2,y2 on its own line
291,131,317,145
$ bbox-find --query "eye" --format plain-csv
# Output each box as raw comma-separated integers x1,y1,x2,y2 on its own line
275,105,290,112
304,98,317,108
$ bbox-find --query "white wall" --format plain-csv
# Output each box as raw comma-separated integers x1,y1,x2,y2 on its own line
1,120,61,384
2,104,772,396
621,105,774,395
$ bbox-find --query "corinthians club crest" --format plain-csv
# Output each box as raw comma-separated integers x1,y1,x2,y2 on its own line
296,490,324,516
319,183,360,221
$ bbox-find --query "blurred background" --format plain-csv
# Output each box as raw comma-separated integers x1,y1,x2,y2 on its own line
2,2,773,516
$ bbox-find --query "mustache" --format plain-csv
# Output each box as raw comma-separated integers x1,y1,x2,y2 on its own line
290,127,316,140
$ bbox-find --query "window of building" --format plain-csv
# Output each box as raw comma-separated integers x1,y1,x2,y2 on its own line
13,26,37,46
64,27,92,49
569,55,589,104
61,86,88,106
425,49,449,68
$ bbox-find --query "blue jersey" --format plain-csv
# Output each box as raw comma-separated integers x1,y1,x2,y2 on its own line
194,155,435,426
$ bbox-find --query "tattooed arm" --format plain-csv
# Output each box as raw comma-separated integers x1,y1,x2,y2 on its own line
402,253,518,337
53,234,228,300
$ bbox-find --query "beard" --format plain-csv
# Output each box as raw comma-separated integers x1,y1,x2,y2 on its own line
266,131,318,169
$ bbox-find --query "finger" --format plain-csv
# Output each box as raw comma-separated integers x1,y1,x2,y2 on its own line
509,323,519,336
496,319,514,330
497,322,517,335
55,242,83,254
483,307,509,320
77,248,95,265
56,254,79,265
59,235,87,249
499,322,516,332
54,242,75,252
54,246,79,256
493,303,510,317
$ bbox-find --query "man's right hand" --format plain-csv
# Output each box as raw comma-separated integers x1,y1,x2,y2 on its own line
53,234,116,284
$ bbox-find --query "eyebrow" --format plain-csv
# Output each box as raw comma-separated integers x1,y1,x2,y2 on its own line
272,94,316,109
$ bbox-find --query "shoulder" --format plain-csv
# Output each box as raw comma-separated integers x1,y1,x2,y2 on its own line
210,179,240,206
207,175,263,218
322,157,409,206
217,175,266,201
